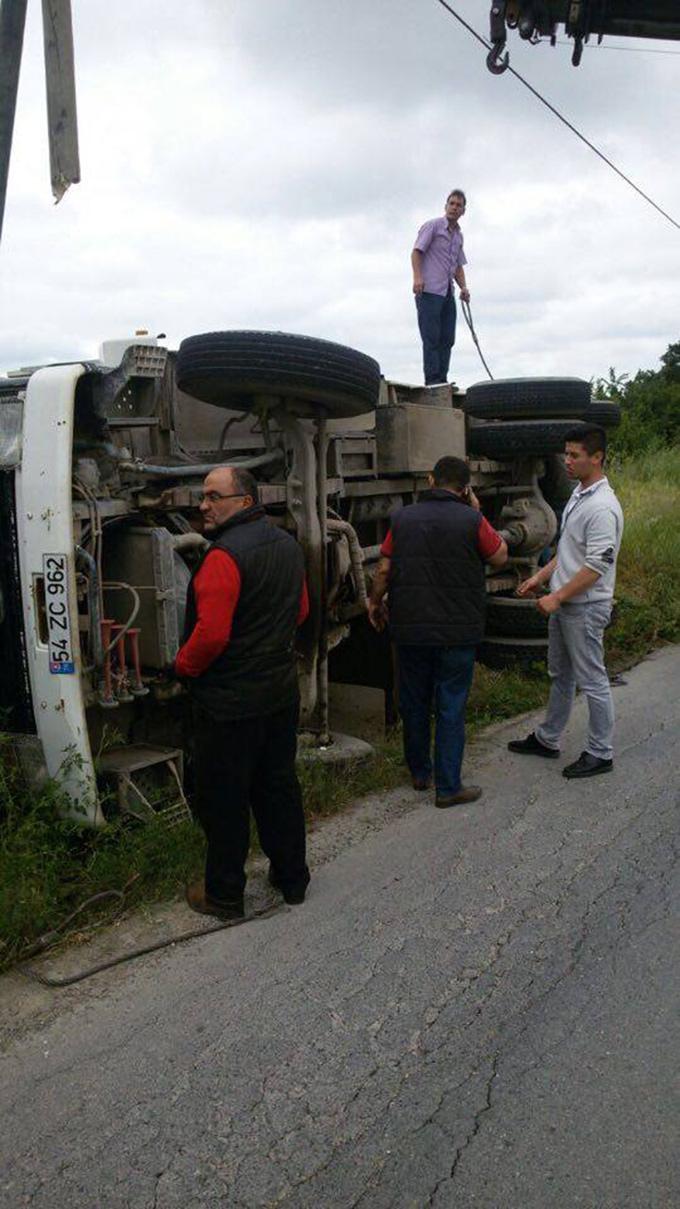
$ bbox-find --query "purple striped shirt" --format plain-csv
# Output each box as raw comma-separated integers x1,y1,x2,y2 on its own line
413,216,467,296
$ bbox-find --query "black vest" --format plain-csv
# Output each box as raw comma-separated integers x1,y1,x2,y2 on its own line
182,506,305,720
388,489,487,647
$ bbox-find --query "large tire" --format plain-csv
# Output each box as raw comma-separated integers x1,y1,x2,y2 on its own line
584,400,621,428
468,419,577,458
176,330,381,418
477,636,548,670
464,377,590,420
486,596,549,638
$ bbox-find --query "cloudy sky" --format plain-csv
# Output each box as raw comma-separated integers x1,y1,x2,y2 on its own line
1,0,678,387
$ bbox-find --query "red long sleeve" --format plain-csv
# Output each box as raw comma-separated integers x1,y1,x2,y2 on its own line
175,549,241,678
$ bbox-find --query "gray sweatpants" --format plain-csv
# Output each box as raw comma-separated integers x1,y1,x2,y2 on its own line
535,601,614,760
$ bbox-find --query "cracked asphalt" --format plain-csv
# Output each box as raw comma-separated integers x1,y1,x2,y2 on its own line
1,646,679,1208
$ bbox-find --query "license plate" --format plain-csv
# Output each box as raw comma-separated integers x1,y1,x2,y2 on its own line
43,553,76,674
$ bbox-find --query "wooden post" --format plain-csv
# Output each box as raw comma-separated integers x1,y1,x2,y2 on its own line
0,0,29,247
42,0,79,202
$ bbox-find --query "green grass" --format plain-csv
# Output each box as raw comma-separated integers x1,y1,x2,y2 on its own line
605,449,680,665
1,447,678,970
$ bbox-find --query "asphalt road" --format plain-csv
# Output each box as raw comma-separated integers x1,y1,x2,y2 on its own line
1,646,679,1209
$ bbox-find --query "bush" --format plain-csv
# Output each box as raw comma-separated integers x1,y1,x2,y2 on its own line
595,340,680,457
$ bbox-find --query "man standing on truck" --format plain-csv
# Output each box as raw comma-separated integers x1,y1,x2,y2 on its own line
173,465,310,919
368,456,507,808
508,425,624,778
411,190,470,386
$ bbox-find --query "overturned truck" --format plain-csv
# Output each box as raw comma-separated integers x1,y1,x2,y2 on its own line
0,331,619,822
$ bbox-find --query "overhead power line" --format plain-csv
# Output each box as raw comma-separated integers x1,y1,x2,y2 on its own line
434,0,680,233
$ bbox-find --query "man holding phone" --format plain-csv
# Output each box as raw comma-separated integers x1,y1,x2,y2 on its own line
508,425,624,778
368,457,507,807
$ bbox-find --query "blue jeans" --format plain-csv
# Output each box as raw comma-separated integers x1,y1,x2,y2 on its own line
415,289,457,384
397,645,476,794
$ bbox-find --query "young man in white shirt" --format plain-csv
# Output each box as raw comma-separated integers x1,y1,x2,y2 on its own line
508,425,624,778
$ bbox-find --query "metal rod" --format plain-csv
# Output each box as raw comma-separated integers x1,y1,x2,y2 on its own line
99,619,118,708
111,624,134,703
127,627,149,697
316,415,330,745
274,410,321,727
0,0,29,248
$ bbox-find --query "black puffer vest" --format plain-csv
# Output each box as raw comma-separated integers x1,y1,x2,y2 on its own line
388,489,487,647
183,506,304,720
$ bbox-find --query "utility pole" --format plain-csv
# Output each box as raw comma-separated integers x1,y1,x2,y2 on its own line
0,0,29,247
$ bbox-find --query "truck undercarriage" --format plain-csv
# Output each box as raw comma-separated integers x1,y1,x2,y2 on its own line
0,332,618,823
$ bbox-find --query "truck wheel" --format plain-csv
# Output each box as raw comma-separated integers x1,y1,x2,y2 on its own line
584,400,621,427
486,597,549,638
468,419,577,458
464,377,590,420
477,636,548,669
176,331,381,418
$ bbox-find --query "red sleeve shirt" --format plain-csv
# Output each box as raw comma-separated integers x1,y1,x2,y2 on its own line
380,529,394,558
175,548,309,679
476,515,503,560
380,514,502,562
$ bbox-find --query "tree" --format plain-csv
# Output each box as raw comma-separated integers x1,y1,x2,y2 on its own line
595,342,680,457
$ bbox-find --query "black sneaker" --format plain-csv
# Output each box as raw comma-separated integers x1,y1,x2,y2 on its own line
508,732,559,758
563,751,613,779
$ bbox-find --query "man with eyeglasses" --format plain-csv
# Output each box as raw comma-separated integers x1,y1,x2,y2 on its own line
174,465,310,920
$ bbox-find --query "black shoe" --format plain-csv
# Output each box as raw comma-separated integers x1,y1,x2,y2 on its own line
562,751,613,779
508,732,559,758
268,867,310,906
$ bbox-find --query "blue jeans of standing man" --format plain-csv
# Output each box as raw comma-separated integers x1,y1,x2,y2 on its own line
535,601,615,760
415,289,457,384
397,645,476,794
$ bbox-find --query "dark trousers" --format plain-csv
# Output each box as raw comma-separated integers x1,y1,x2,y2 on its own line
192,701,309,904
415,289,457,384
397,645,476,794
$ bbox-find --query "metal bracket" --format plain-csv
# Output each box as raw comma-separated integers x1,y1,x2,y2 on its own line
487,2,509,73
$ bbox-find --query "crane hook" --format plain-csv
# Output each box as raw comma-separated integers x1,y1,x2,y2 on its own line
486,43,510,74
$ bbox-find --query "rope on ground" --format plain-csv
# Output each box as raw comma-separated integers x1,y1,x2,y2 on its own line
18,902,287,988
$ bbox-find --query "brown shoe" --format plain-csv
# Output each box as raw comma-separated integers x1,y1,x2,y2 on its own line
185,880,244,921
435,785,482,809
412,777,432,791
